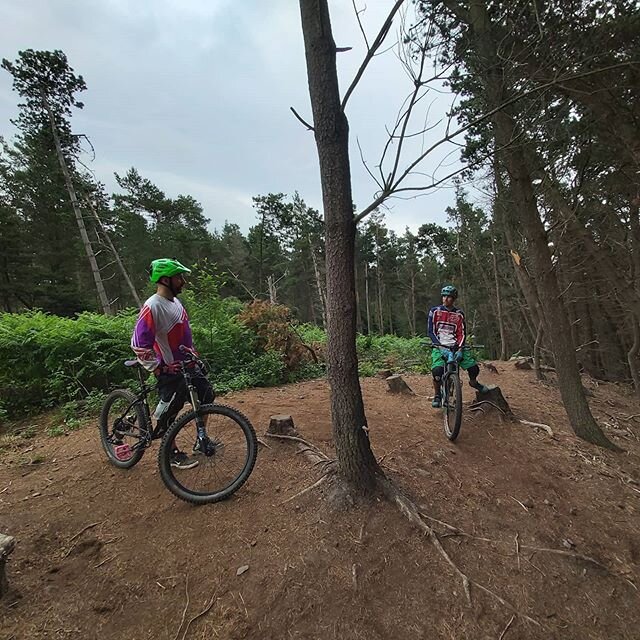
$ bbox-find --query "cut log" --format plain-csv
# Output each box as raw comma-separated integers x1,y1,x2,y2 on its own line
386,375,415,395
0,533,15,598
377,369,392,379
514,359,532,370
469,386,515,421
267,415,299,436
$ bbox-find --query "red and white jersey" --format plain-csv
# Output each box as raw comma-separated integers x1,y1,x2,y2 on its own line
427,304,466,347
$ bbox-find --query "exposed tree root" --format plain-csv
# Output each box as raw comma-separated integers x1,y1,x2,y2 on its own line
417,508,624,577
281,473,331,504
264,432,329,459
379,477,541,627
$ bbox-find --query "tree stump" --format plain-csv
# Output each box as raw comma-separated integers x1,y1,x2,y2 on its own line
0,533,15,598
469,386,515,422
514,359,532,370
377,369,392,379
385,375,415,395
267,415,299,436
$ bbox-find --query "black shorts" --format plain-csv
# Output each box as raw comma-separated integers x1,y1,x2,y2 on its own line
155,367,215,433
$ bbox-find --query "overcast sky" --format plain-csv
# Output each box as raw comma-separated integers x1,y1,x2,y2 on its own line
0,0,474,235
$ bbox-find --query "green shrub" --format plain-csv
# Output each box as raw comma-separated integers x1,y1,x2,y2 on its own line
0,272,437,421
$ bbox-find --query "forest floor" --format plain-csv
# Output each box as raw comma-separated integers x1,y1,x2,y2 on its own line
1,363,639,640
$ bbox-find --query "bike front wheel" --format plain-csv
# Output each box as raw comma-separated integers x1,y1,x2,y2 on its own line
158,404,258,505
443,374,463,441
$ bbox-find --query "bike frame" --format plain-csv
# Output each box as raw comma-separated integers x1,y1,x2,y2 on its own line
114,356,207,451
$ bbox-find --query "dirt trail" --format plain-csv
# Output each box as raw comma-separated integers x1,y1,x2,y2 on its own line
1,363,639,639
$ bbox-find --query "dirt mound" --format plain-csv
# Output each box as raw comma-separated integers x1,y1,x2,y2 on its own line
1,364,639,639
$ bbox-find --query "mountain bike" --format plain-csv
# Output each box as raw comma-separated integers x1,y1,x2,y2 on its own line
99,349,258,505
427,342,484,442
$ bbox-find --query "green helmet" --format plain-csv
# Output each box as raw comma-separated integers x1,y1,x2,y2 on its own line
149,258,191,283
441,284,458,298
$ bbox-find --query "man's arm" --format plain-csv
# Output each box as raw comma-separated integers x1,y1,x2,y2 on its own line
427,307,440,345
457,309,467,347
131,305,161,372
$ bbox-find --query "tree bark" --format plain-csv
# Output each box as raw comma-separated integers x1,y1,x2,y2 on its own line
45,103,112,315
463,0,614,448
299,0,382,490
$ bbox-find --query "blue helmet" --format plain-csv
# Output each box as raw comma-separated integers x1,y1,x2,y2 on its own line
441,284,458,298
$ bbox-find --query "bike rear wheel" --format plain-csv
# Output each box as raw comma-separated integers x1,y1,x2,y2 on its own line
443,374,463,441
158,403,258,505
99,389,147,469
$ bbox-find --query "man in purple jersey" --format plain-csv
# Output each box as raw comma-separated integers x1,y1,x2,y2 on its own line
131,258,214,469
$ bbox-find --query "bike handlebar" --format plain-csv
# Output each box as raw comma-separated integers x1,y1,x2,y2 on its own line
422,341,485,349
178,345,205,368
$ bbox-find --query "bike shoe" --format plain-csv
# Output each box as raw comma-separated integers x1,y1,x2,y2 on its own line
431,394,442,409
170,450,199,470
469,380,490,393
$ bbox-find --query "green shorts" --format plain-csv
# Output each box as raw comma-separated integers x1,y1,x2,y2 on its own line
431,347,478,370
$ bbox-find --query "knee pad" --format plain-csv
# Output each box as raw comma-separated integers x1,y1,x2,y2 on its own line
432,366,444,381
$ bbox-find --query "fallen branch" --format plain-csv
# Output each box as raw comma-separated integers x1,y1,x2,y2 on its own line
180,591,219,640
264,433,329,459
281,473,330,504
499,615,516,640
94,554,118,569
173,575,190,640
519,419,554,436
256,437,272,449
511,497,530,513
69,521,102,543
519,545,610,573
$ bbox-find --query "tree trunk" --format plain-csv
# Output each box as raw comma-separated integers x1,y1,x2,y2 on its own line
267,275,277,304
533,319,544,381
45,103,112,315
84,194,142,308
309,235,327,328
491,231,507,359
410,269,417,336
466,0,614,449
375,231,384,334
299,0,381,490
365,262,371,334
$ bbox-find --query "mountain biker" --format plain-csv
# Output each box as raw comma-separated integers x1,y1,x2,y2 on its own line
131,258,214,469
428,284,488,409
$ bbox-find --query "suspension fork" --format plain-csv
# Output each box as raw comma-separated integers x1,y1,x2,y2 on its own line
186,381,207,440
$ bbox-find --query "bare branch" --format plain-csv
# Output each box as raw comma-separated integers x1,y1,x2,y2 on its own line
289,106,314,131
356,136,384,190
341,0,406,112
351,0,370,49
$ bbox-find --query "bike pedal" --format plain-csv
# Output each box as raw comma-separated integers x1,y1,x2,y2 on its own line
114,443,133,461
